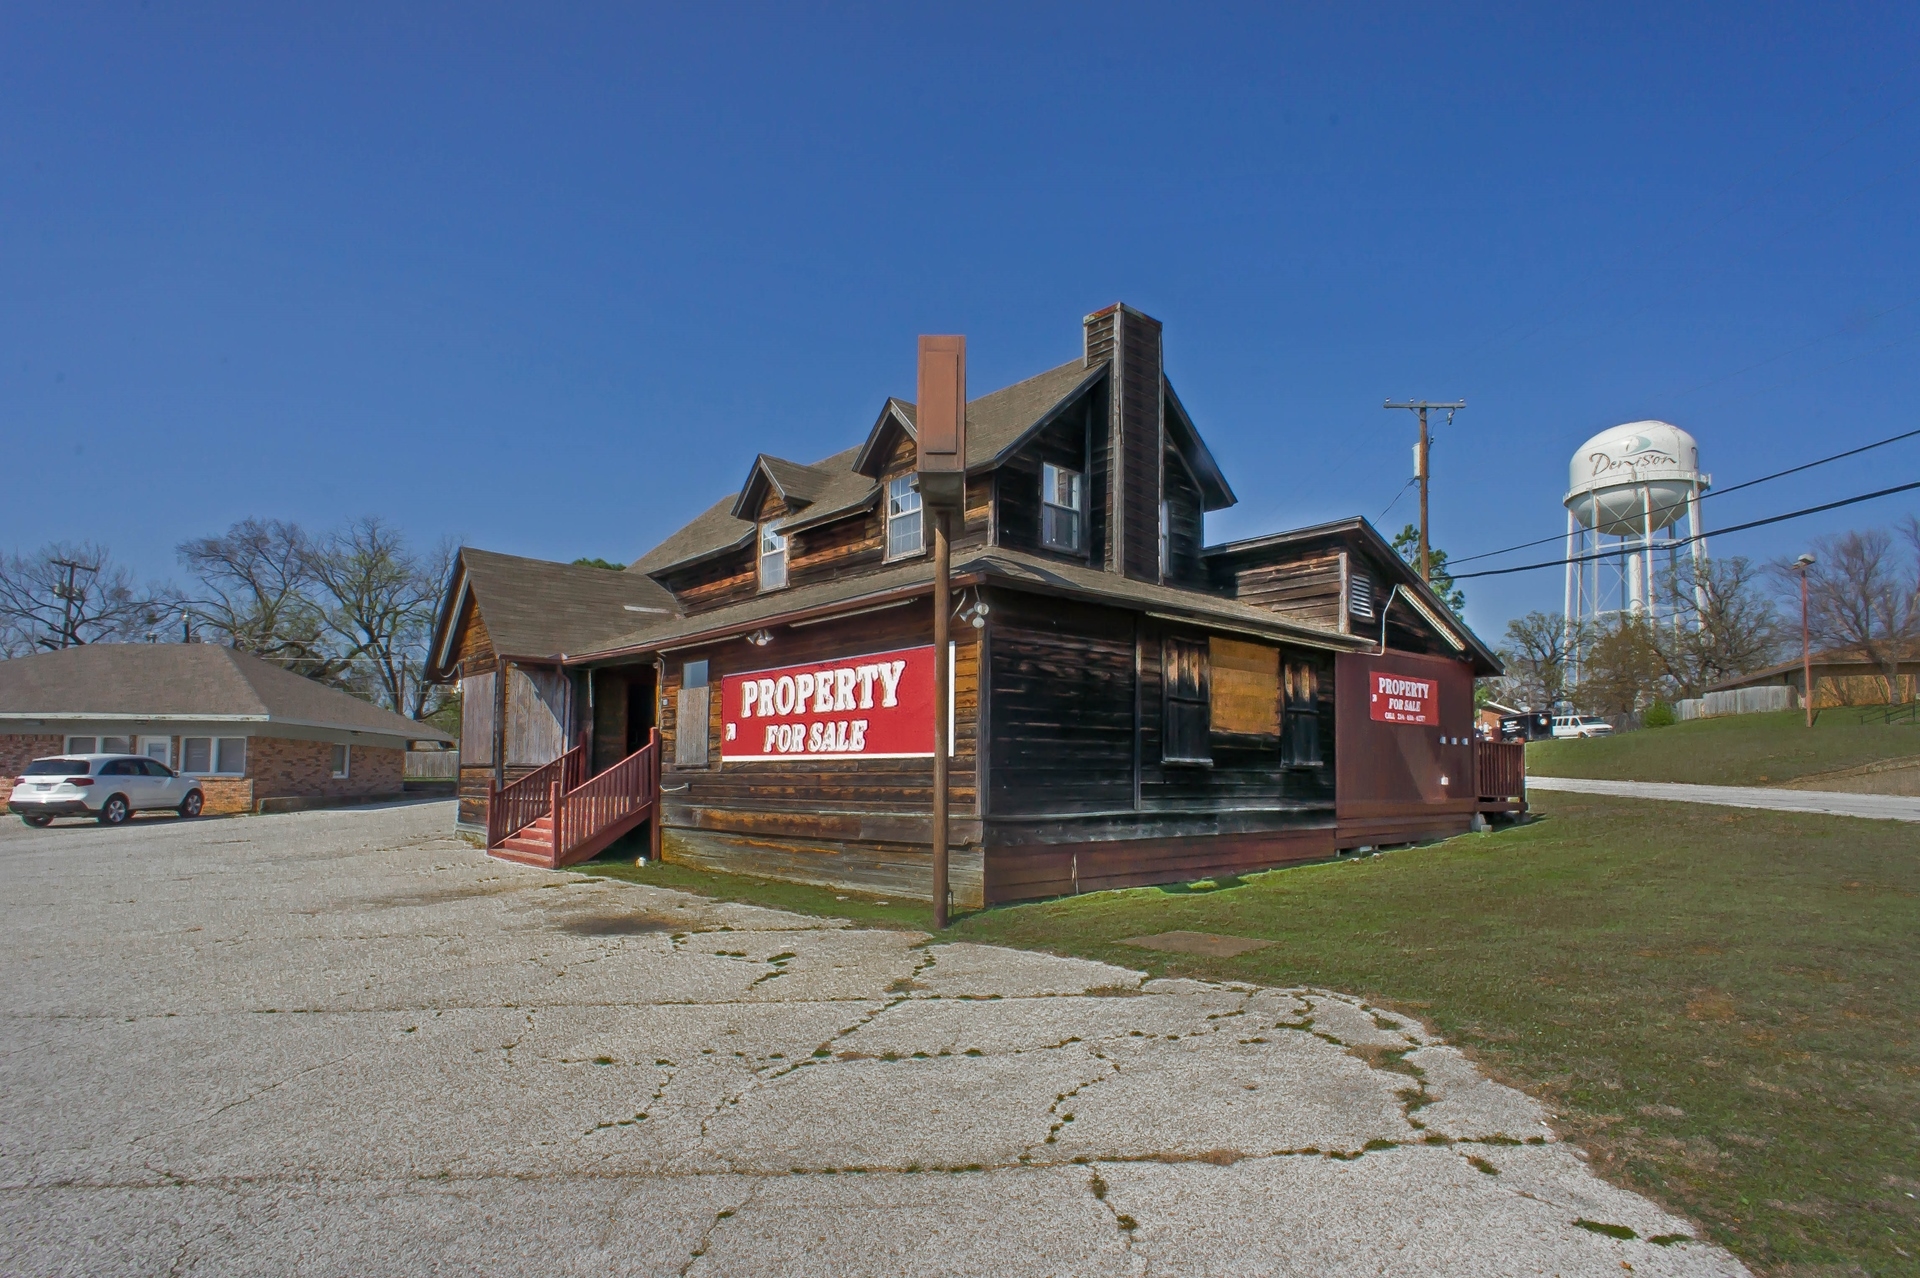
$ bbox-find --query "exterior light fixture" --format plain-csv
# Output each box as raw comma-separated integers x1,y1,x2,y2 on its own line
953,593,990,630
744,629,774,647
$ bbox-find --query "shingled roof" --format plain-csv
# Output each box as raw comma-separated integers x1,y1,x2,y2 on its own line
0,644,451,745
429,548,681,676
636,358,1117,581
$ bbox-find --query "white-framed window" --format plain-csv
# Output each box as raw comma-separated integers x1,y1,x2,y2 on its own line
1041,463,1084,552
66,735,132,755
330,744,350,778
886,473,924,558
181,737,248,775
758,521,788,591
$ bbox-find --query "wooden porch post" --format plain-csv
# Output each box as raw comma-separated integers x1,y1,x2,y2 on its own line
648,726,664,863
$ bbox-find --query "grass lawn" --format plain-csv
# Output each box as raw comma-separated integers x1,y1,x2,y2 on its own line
1527,706,1920,787
580,794,1919,1275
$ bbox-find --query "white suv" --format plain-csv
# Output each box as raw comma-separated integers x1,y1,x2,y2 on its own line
1550,715,1614,739
8,754,205,827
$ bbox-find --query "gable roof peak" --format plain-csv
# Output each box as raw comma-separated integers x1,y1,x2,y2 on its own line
729,453,831,521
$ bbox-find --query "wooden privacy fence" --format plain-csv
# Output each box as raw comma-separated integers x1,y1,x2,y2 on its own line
404,750,458,780
487,734,589,847
1474,739,1526,803
1675,686,1797,720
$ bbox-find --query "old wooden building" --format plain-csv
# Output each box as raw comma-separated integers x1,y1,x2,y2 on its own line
426,304,1518,906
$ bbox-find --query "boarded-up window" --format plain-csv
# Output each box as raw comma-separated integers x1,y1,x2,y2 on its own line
1163,638,1211,763
675,686,711,767
506,666,568,767
1283,659,1323,765
460,671,496,766
1209,637,1280,736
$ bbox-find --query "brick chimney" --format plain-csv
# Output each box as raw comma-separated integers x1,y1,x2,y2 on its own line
1084,304,1165,581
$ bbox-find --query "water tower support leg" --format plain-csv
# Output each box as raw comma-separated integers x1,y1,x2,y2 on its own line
1687,482,1709,615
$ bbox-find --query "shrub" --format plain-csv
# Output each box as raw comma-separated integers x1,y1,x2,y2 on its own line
1643,700,1677,728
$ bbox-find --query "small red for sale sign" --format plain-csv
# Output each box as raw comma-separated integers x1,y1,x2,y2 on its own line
1369,671,1436,725
721,644,936,761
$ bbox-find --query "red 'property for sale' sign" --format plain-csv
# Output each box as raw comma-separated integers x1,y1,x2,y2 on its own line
721,644,936,761
1369,671,1436,725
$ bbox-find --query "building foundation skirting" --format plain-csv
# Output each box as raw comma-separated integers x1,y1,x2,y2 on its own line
1335,812,1474,850
985,826,1335,905
661,828,987,910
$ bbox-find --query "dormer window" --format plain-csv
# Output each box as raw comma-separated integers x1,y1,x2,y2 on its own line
758,522,788,591
1041,463,1084,552
887,474,923,558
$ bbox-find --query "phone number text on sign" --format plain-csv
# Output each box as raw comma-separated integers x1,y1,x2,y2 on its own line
721,645,935,760
1369,671,1436,725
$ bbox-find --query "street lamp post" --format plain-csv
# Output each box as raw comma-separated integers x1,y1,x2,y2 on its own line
1794,553,1816,728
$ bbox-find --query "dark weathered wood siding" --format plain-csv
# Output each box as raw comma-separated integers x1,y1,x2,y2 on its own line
655,598,986,905
985,595,1137,817
1221,551,1345,631
980,591,1338,904
1162,444,1206,585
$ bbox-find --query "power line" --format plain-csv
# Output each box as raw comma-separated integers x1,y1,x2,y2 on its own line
1452,478,1920,580
1448,426,1920,567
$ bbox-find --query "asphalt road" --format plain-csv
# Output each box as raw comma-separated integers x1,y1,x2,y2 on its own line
0,801,1747,1276
1526,774,1920,821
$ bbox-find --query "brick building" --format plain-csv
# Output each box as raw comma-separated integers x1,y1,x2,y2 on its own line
0,644,451,815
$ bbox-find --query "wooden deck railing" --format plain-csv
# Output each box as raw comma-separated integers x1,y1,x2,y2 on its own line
1475,738,1526,802
552,729,660,866
486,732,589,847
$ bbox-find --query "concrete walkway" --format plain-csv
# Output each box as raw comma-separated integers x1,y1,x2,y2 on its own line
0,802,1747,1277
1527,774,1920,822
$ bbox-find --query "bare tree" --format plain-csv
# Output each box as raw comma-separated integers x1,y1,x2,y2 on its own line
1496,611,1587,710
1581,615,1670,718
1648,556,1785,698
0,543,167,654
176,520,339,678
1784,526,1920,703
308,518,453,720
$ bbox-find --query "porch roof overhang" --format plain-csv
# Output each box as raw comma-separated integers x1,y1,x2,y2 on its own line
564,549,1371,668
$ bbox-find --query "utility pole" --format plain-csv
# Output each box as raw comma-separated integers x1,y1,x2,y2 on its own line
1382,401,1463,583
48,557,97,649
1795,553,1816,728
916,335,967,930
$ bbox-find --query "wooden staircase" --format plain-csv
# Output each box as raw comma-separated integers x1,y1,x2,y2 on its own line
487,729,662,870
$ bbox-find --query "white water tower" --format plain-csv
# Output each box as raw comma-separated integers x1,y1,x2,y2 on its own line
1563,420,1710,644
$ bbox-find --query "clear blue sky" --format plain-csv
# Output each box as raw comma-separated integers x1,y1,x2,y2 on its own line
4,4,1917,640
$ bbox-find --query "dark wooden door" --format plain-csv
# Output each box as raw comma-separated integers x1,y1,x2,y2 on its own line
626,668,657,755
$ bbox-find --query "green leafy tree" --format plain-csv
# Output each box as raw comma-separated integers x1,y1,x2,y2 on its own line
571,557,626,571
1390,524,1465,615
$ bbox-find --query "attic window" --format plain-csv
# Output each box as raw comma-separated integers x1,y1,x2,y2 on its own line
758,522,788,591
887,474,923,558
1041,463,1084,552
1349,570,1375,621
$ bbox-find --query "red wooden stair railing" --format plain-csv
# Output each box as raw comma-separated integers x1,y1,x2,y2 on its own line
488,729,661,870
485,733,589,849
1474,738,1526,805
550,728,661,868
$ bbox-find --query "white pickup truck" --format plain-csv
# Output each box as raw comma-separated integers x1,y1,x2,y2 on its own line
1549,715,1614,739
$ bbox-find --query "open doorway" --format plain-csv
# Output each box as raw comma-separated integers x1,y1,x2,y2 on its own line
591,665,658,774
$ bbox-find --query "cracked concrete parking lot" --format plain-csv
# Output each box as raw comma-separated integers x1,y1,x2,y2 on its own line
0,801,1750,1276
